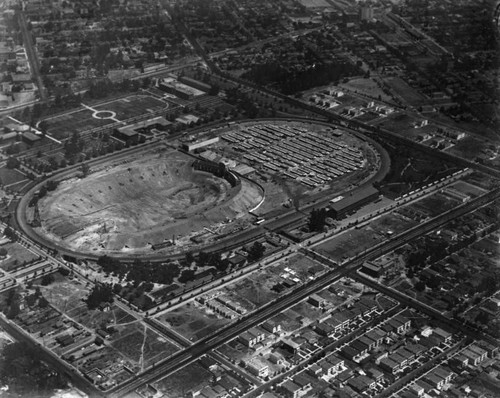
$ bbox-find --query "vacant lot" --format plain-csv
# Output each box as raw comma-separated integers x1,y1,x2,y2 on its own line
316,227,381,262
384,77,428,106
37,148,262,255
157,302,232,342
93,95,169,120
0,243,39,271
155,361,213,397
408,193,460,218
111,325,179,370
340,78,394,103
0,167,27,186
221,254,327,311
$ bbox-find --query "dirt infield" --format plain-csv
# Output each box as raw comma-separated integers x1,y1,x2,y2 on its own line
36,148,263,255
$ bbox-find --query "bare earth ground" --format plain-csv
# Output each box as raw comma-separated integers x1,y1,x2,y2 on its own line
339,77,395,103
36,148,262,255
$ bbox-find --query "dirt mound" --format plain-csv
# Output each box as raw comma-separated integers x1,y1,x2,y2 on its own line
37,150,262,255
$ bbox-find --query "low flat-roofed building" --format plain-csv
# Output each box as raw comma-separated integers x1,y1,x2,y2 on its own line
328,186,380,220
424,373,445,390
114,125,139,145
22,131,41,145
360,262,382,278
348,375,375,393
245,357,269,378
280,380,302,398
379,357,400,374
433,327,452,343
409,382,425,396
365,328,386,347
308,293,327,308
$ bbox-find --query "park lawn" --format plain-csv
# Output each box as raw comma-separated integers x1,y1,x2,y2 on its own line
158,302,231,342
155,361,212,397
0,242,40,271
0,167,27,186
316,227,382,262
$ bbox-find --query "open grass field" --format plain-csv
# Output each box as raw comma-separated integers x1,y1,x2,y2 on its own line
339,78,394,103
111,324,179,370
450,180,487,198
36,147,262,255
157,301,232,342
383,77,428,106
316,212,416,261
0,242,39,271
299,0,332,7
93,95,168,120
45,108,114,140
43,95,169,140
221,254,327,311
155,361,213,397
0,167,27,186
407,193,460,218
40,277,138,330
316,227,381,262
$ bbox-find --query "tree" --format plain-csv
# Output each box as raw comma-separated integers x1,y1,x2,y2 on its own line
185,251,195,266
247,241,265,262
80,162,90,177
308,208,328,232
41,274,55,286
6,299,20,319
85,283,114,310
6,156,20,169
0,247,7,257
38,296,49,308
178,269,195,283
3,226,17,242
0,342,67,396
415,280,426,292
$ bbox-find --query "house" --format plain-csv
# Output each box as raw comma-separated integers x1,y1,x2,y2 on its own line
308,293,327,308
467,345,488,363
239,331,257,347
328,355,344,370
262,319,281,334
379,357,400,374
268,352,290,368
281,338,301,354
433,327,452,343
245,357,269,378
434,366,453,384
22,131,41,145
406,344,426,359
307,364,322,377
365,328,386,347
360,262,381,278
358,335,377,351
341,345,361,361
279,380,303,398
367,367,384,382
424,373,445,390
351,338,370,355
452,353,469,368
385,315,411,334
415,380,434,394
228,255,246,268
409,382,425,396
292,372,313,393
317,358,335,376
315,321,335,337
248,327,266,343
477,340,499,358
348,375,376,393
